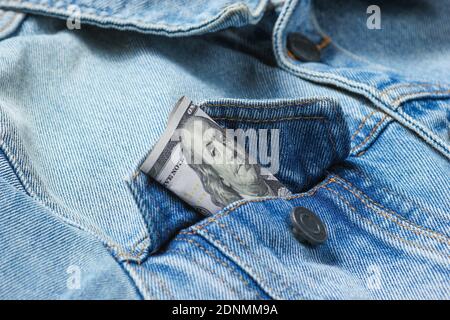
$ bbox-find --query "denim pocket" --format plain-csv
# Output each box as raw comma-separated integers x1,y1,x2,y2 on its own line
128,97,350,254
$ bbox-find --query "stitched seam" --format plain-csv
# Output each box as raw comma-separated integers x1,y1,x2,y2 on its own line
322,186,450,259
332,176,450,246
180,177,334,234
274,0,380,94
204,100,331,109
287,0,450,101
316,35,331,50
273,0,450,158
215,221,248,248
181,175,447,299
212,116,326,123
355,150,366,157
169,247,244,298
2,1,265,33
174,237,265,299
350,111,376,141
278,72,449,158
394,108,450,156
196,175,442,296
105,236,149,263
350,115,388,153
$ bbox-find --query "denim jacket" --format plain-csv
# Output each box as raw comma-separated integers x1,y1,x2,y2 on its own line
0,0,449,299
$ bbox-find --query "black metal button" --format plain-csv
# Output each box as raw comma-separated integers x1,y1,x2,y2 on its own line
291,207,327,245
287,33,321,62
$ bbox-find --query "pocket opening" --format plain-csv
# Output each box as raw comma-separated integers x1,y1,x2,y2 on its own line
129,97,350,255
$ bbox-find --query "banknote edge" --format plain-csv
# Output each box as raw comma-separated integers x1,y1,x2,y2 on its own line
140,96,192,173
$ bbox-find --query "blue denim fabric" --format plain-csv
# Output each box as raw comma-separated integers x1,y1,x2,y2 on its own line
0,0,449,299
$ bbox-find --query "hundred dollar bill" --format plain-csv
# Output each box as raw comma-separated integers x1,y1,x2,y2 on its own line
140,96,291,215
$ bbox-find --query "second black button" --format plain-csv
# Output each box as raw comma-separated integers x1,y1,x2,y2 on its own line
287,33,321,62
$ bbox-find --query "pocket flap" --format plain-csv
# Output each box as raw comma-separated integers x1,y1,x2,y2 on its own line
202,98,350,192
129,97,350,254
0,0,268,36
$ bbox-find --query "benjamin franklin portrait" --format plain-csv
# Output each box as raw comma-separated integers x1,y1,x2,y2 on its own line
178,115,281,207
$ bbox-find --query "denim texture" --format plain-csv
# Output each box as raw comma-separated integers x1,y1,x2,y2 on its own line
0,0,448,299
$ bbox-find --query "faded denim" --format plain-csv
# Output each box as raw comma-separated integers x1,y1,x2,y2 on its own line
0,0,449,299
